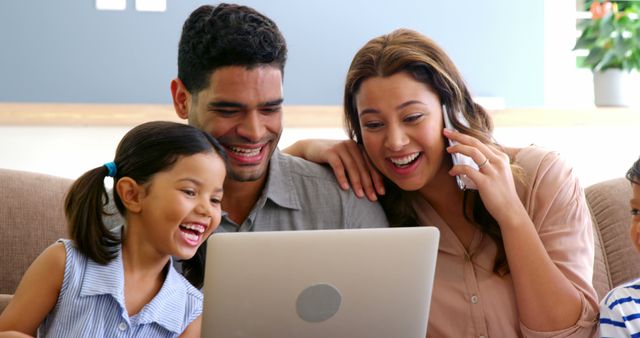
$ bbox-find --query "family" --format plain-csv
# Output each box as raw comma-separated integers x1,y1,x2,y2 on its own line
0,3,638,337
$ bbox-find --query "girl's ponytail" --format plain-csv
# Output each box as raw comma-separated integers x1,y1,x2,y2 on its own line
64,164,119,265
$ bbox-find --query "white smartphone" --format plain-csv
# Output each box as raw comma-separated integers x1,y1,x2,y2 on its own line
442,105,478,190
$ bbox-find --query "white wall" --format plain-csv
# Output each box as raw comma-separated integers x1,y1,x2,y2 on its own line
1,125,635,188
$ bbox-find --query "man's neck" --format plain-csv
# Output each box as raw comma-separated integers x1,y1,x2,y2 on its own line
222,176,267,225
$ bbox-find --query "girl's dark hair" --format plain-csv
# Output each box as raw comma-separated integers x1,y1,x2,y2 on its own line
64,121,227,288
627,157,640,185
344,29,518,275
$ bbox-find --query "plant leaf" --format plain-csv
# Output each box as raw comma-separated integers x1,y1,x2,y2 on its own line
585,47,607,69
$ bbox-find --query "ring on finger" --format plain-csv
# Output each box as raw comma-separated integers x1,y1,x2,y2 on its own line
477,158,489,169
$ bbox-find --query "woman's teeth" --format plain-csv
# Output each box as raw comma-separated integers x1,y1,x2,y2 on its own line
390,153,420,167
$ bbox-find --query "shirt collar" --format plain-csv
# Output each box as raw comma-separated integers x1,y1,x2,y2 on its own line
80,250,186,334
260,149,301,210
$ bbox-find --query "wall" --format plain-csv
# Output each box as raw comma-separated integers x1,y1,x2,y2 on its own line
0,0,544,107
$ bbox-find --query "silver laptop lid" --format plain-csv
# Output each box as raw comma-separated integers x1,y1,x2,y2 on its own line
201,227,439,338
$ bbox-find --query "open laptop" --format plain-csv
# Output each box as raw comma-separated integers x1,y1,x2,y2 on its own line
200,227,439,338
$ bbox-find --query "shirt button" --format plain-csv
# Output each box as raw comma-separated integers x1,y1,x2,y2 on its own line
471,295,479,304
464,254,471,262
479,336,486,338
118,322,128,331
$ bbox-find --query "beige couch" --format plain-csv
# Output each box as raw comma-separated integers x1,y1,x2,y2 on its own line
1,168,639,313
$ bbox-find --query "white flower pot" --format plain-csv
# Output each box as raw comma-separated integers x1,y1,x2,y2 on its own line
593,69,640,107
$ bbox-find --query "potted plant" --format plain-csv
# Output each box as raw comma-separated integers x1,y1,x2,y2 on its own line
574,0,640,107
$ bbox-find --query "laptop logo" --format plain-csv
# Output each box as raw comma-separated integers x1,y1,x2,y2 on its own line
296,283,342,322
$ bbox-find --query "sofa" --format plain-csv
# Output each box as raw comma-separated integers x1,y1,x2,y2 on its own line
1,168,639,313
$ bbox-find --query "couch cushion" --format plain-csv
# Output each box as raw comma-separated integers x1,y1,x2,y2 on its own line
586,177,640,300
0,169,72,295
0,294,11,313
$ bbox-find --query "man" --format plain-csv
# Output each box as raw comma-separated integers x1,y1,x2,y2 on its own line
170,3,388,232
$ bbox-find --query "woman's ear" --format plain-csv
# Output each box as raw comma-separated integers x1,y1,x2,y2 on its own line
115,177,144,213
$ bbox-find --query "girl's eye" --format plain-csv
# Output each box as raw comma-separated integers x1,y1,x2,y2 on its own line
632,208,640,216
182,189,196,197
210,197,222,205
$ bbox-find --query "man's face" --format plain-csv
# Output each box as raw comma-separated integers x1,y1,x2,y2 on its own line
178,66,283,183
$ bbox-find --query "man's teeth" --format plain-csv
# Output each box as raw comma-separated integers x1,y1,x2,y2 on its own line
180,223,205,234
390,153,419,166
230,146,261,157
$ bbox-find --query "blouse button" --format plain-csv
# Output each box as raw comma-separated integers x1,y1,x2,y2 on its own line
470,294,479,304
118,322,128,331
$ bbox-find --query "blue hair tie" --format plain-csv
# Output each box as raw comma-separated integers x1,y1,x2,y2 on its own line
104,162,117,177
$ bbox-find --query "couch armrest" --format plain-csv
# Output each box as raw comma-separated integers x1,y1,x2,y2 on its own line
0,293,12,313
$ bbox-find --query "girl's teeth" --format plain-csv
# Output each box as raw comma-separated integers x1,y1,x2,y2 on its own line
183,232,199,241
181,223,205,233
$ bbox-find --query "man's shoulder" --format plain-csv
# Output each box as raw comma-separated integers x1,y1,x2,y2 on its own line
277,152,341,182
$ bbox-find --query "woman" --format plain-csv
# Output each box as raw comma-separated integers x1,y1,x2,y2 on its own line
286,29,598,337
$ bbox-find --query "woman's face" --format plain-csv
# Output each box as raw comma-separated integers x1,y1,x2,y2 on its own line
355,72,449,192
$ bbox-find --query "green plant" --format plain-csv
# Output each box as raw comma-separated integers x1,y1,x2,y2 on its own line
574,0,640,72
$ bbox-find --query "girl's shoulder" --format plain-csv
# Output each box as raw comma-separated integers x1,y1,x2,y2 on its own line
38,241,67,269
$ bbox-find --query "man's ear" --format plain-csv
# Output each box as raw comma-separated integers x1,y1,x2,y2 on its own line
115,177,144,213
171,78,191,120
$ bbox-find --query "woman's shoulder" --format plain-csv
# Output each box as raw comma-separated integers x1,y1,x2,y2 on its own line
508,145,562,169
508,145,573,182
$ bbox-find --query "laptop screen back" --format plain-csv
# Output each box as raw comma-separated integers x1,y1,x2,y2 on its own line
201,227,439,338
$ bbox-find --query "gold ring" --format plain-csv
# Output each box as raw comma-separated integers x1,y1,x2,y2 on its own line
478,158,489,169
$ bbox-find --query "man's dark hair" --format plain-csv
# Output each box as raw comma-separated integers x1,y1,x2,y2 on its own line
178,3,288,93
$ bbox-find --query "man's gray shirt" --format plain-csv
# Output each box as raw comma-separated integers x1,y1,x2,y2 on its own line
216,149,389,232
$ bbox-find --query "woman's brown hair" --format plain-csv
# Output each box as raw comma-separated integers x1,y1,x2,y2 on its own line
343,28,511,274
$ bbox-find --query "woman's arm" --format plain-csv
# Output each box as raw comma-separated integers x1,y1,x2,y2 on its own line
0,243,65,335
445,129,596,334
283,139,385,201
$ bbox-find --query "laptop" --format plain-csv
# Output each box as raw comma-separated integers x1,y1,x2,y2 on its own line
200,227,439,338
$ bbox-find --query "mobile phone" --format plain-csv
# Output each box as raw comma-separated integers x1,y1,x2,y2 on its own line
442,105,478,190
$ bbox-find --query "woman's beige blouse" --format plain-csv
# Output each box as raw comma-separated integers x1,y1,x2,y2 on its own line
412,146,598,338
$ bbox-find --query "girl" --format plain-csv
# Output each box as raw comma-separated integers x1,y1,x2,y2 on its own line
599,157,640,336
286,29,598,337
0,121,226,337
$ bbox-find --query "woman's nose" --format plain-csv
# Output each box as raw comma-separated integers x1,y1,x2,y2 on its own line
384,124,409,151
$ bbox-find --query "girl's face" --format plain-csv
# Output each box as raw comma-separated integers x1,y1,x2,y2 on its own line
630,182,640,251
137,151,225,260
355,72,448,192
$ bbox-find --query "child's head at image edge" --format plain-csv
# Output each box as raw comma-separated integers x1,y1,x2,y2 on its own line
627,157,640,251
